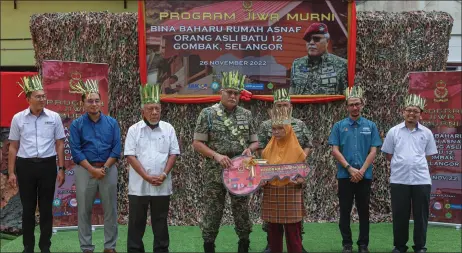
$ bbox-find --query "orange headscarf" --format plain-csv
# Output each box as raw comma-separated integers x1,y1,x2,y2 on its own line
262,125,306,165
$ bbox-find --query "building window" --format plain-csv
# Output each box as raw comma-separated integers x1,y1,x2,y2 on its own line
446,65,462,71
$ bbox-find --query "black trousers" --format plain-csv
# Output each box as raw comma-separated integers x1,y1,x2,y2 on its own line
338,178,372,247
127,195,170,253
16,157,57,253
391,184,431,252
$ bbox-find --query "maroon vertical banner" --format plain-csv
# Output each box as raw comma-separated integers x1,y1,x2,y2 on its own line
42,60,109,228
409,71,462,225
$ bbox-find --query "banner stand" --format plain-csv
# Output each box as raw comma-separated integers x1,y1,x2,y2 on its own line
43,61,110,231
407,71,462,230
410,220,461,230
52,225,104,234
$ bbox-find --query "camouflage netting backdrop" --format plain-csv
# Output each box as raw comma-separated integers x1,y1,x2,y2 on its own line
0,10,453,233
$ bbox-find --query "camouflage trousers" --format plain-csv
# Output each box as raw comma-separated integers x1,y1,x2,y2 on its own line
200,181,252,243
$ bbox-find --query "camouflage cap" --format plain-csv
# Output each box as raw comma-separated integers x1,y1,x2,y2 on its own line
303,23,329,42
140,83,161,105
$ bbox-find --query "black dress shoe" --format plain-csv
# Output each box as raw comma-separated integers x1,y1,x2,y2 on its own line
392,247,402,253
343,245,353,253
414,249,426,253
358,245,369,253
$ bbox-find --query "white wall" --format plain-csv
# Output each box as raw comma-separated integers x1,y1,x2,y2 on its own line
357,1,461,64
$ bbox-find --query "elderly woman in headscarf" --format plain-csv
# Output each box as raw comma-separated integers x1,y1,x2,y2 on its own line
261,106,307,253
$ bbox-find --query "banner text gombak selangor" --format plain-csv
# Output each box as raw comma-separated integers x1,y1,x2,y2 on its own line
173,43,283,51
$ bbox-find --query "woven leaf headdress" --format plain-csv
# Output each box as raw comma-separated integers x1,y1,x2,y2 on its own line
268,106,292,126
273,88,290,103
344,85,364,100
404,94,426,111
17,75,43,97
221,71,246,91
140,83,161,105
70,79,100,94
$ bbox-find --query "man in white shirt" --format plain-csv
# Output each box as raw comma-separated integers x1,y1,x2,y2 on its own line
382,94,438,253
124,84,180,253
7,75,66,253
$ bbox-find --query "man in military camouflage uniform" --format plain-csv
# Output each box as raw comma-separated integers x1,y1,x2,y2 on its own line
257,88,313,253
192,71,259,253
290,22,347,95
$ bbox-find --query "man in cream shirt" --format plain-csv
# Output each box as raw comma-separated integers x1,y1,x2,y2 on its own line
124,84,180,253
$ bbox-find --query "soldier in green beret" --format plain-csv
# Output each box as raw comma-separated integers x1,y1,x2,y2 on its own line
192,71,259,253
257,88,313,253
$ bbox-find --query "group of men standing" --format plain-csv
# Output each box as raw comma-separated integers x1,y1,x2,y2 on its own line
8,72,437,253
7,77,180,253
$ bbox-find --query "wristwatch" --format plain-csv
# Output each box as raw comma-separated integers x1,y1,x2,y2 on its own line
161,172,168,180
345,164,351,170
58,166,65,171
103,166,109,173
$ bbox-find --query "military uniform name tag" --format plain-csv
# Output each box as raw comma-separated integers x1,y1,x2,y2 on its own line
320,72,338,79
223,156,311,196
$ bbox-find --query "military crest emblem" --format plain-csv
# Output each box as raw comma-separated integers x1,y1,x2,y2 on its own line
243,1,253,11
433,80,448,102
69,71,83,93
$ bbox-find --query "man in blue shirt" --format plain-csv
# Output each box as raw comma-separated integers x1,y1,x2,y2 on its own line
70,80,121,253
328,86,382,253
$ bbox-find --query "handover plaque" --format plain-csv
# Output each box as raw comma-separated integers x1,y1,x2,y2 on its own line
223,156,311,196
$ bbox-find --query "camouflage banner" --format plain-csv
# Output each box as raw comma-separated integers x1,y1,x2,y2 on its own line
409,71,462,225
144,0,350,97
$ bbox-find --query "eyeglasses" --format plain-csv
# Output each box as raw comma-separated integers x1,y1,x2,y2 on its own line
33,94,47,100
405,109,421,114
347,103,362,108
86,99,101,104
224,90,240,97
309,36,324,43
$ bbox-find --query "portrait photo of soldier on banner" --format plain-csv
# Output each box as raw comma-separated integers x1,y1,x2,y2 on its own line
144,0,349,96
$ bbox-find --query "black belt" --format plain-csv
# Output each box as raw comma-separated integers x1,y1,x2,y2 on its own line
17,156,56,163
